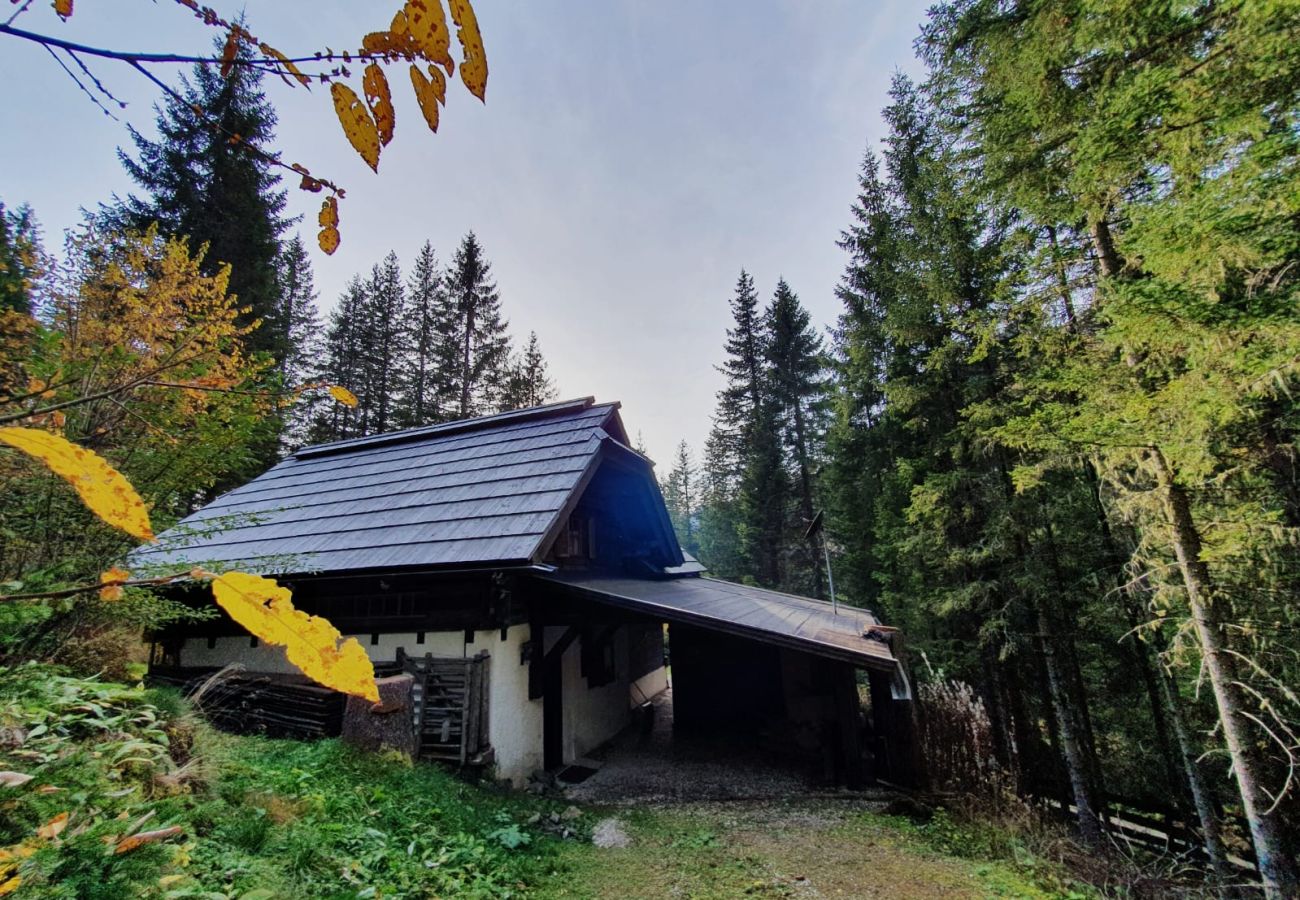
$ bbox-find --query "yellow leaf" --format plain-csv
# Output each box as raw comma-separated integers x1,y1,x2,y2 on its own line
114,826,183,855
331,83,381,172
328,385,359,408
317,197,341,255
37,812,68,840
0,428,154,541
0,875,18,896
219,29,238,78
410,65,442,133
210,573,379,702
362,64,395,147
448,0,487,101
259,42,311,87
100,567,130,602
404,0,454,72
52,0,72,20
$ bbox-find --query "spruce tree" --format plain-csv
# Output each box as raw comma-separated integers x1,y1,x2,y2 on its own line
398,241,451,428
662,441,699,555
501,331,556,411
444,232,511,418
274,235,323,450
358,252,406,435
0,202,41,316
764,279,828,595
111,31,290,363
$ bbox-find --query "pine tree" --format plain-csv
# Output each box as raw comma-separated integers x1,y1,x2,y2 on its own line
711,270,765,484
111,29,290,363
274,235,323,450
764,278,828,595
501,331,556,411
311,277,366,442
662,441,699,555
444,232,511,418
0,202,42,316
358,252,406,435
397,241,450,427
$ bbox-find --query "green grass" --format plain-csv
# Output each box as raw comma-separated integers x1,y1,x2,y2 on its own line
532,802,1085,899
0,664,1092,899
0,663,574,898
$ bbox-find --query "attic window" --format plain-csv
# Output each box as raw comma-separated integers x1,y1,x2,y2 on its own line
554,512,593,561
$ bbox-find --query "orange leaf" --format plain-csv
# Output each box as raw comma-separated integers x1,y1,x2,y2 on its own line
410,65,442,133
328,385,359,407
331,82,381,171
259,42,311,87
52,0,72,20
0,428,154,541
448,0,487,101
219,29,238,78
210,572,379,702
114,826,183,855
0,875,18,896
99,567,131,602
404,0,454,72
362,64,395,146
317,197,341,255
37,813,68,840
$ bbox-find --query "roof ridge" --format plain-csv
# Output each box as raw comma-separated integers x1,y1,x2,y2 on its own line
295,397,616,459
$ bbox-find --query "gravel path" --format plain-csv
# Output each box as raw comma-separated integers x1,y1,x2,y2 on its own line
561,689,894,806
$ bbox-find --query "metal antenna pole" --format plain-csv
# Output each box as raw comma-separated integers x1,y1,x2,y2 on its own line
823,538,837,615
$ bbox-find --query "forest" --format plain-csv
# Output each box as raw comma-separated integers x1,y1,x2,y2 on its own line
659,1,1300,894
2,0,1299,897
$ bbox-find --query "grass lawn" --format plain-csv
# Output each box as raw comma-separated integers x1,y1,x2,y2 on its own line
0,665,1088,898
533,801,1080,899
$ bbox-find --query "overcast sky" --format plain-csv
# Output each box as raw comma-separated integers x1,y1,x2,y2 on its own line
1,1,927,468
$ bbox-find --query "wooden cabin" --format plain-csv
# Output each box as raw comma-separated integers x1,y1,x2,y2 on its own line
136,398,911,786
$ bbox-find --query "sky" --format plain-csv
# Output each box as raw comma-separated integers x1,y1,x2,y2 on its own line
0,0,928,469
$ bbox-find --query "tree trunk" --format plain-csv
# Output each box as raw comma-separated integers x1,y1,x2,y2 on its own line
1151,449,1299,898
790,398,824,598
1158,664,1232,879
1035,601,1104,848
1089,215,1123,280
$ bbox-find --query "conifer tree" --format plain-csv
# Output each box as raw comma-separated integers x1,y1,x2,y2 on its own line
662,441,699,555
398,241,450,428
111,31,290,363
444,232,511,418
0,202,42,316
501,331,556,411
358,252,406,435
764,278,828,595
274,235,323,450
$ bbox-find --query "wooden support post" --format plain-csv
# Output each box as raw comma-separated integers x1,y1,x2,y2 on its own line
834,663,866,789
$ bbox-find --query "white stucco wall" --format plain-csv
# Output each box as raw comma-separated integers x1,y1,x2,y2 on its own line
466,625,542,785
178,623,663,784
180,627,546,785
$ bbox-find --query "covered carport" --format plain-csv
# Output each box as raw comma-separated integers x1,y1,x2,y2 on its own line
527,571,914,788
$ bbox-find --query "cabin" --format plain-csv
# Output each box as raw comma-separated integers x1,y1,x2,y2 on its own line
135,398,912,787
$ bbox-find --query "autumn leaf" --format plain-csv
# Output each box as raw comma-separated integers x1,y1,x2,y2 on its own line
114,826,183,855
448,0,487,101
328,385,359,407
36,813,68,840
219,29,238,78
52,0,73,20
210,572,379,702
0,875,18,896
259,42,311,87
331,83,381,171
410,65,442,133
0,774,32,789
404,0,454,73
317,197,341,255
0,428,154,541
100,567,131,602
362,64,395,146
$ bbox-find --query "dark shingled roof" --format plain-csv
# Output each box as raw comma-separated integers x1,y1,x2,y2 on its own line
132,398,646,575
531,571,903,678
